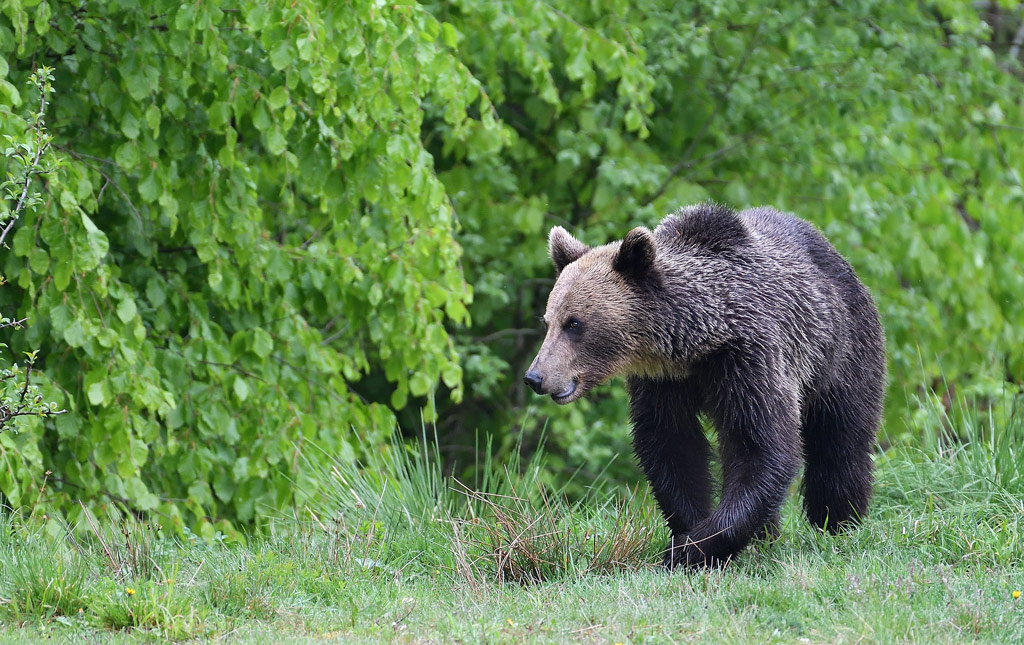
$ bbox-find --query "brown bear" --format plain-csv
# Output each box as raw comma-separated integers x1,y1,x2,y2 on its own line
524,203,885,568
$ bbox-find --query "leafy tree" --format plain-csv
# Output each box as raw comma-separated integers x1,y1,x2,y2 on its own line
0,0,518,534
432,0,1024,484
1,67,67,503
1,0,1021,529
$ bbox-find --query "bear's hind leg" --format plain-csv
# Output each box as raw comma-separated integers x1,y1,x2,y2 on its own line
627,378,713,545
801,377,881,532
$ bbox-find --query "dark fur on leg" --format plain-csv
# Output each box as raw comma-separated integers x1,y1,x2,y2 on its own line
661,347,801,569
802,375,882,532
627,377,712,539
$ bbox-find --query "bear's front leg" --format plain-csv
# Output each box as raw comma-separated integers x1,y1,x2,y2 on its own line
667,355,801,569
626,378,713,540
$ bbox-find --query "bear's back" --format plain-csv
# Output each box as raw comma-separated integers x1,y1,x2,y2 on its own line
654,203,749,255
654,204,881,389
656,203,857,292
737,206,872,312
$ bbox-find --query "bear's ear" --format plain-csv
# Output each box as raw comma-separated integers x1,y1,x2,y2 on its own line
549,226,590,274
613,226,656,281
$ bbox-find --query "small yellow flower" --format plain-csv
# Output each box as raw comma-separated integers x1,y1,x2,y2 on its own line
125,587,136,596
507,618,513,626
1014,590,1021,600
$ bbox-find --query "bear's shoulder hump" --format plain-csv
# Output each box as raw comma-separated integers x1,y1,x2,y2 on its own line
655,203,748,254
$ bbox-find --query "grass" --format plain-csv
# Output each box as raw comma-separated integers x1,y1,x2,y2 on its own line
1,396,1023,643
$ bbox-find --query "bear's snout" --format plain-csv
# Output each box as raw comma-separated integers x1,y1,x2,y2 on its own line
523,370,544,394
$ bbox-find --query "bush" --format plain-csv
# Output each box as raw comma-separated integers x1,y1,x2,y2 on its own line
2,1,1022,529
435,0,1024,487
0,2,514,533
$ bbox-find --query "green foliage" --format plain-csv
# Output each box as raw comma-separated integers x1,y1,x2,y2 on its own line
1,0,1023,529
435,0,1024,484
1,67,66,436
1,67,69,529
0,1,516,532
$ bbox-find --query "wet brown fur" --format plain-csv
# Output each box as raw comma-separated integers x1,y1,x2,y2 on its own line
526,203,886,568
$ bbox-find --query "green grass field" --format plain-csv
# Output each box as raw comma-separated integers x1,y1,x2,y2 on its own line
2,398,1022,643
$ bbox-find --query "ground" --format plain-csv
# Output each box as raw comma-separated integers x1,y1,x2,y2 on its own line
1,404,1022,643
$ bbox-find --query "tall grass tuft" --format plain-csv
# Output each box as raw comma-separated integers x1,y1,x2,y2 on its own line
874,387,1024,567
453,481,661,585
306,424,663,584
303,426,467,573
884,388,1024,510
78,508,167,581
0,521,92,620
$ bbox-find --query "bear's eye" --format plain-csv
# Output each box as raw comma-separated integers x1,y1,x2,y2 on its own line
564,317,582,332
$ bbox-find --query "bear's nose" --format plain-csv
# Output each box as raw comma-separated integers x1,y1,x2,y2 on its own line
523,370,544,394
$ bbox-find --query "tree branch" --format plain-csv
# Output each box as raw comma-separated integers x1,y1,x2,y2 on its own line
640,14,765,208
0,317,28,330
471,328,541,344
0,79,51,247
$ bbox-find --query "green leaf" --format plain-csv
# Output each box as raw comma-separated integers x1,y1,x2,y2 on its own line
121,110,140,139
269,41,292,71
138,172,159,202
252,100,271,131
146,278,166,307
116,297,137,324
28,247,48,274
63,320,86,347
87,381,107,406
624,107,642,132
441,362,462,389
441,23,458,49
266,127,287,155
114,141,139,169
145,104,161,133
0,79,20,106
208,101,230,129
409,371,432,397
268,86,289,110
233,376,249,401
252,328,273,358
368,283,383,306
232,457,250,481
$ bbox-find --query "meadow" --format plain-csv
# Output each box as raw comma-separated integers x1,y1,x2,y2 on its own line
2,396,1022,643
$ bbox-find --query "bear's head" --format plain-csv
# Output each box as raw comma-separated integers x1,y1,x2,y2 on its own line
524,225,662,404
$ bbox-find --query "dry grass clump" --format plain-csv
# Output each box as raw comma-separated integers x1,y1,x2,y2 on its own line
451,479,661,585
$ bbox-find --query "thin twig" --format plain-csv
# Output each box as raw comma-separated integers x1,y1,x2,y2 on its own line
471,328,539,344
0,317,28,330
0,80,50,247
15,362,32,413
